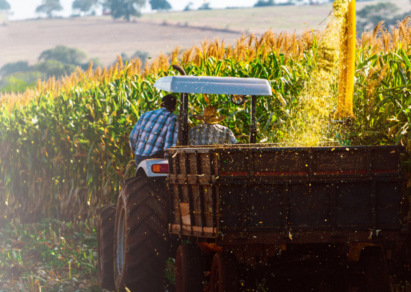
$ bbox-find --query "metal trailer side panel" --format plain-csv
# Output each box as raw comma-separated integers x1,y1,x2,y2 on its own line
166,145,407,245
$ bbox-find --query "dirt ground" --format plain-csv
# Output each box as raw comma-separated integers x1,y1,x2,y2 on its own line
0,0,409,68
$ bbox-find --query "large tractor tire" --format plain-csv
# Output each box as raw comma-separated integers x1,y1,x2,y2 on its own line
210,252,239,292
97,204,116,290
175,243,205,292
113,176,169,292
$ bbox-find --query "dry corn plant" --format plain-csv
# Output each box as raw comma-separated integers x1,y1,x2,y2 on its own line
167,28,319,69
143,52,171,76
0,55,145,109
359,18,411,53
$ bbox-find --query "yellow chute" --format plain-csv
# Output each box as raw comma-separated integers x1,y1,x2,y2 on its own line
334,0,356,119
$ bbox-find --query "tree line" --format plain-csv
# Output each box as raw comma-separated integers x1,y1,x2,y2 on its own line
0,0,173,20
1,0,409,37
0,45,149,93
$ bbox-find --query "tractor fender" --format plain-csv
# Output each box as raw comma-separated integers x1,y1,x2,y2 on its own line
136,158,169,177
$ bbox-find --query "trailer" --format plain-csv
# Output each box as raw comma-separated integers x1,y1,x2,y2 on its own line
97,71,410,291
167,144,407,291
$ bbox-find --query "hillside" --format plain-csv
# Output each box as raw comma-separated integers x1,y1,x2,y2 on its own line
0,0,409,69
0,17,241,69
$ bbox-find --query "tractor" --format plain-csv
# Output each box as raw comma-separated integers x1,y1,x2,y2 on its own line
97,70,409,291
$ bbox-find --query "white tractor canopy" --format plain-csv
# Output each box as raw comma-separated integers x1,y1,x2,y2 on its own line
154,76,272,96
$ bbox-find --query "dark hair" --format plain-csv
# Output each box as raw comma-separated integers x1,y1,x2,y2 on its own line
161,94,177,111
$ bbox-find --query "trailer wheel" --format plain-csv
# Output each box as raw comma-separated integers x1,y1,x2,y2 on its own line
360,248,391,292
113,176,168,292
175,244,204,292
210,252,239,292
97,204,116,290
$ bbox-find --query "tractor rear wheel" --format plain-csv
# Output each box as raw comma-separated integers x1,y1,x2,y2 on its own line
113,176,169,292
97,204,116,290
175,243,204,292
360,248,391,292
210,252,239,292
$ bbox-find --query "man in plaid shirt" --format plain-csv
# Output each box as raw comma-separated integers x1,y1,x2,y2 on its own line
189,106,237,145
129,94,178,166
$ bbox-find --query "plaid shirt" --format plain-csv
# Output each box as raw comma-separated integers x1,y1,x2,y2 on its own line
189,123,237,146
129,108,178,157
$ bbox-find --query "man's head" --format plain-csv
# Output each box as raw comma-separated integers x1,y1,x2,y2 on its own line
161,94,177,112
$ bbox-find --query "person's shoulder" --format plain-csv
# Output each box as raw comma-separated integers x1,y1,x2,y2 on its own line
193,123,208,130
141,109,157,117
214,124,227,130
153,108,164,114
165,109,177,119
189,124,205,134
215,124,233,133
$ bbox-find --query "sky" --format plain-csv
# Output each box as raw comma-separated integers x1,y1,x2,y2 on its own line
8,0,257,20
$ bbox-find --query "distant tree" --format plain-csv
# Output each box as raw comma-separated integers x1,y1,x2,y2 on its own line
149,0,171,10
0,76,32,93
254,0,275,7
183,2,193,11
0,61,29,77
0,71,41,93
103,0,146,21
32,60,76,78
131,50,149,65
38,45,87,66
0,0,10,10
80,57,101,70
116,50,149,67
198,2,211,10
0,46,100,92
35,0,63,18
356,2,403,32
357,2,399,19
101,0,111,11
72,0,99,14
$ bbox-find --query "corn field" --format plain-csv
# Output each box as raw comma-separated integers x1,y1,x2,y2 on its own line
0,18,410,221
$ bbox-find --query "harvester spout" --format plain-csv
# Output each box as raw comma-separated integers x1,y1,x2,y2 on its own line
334,0,356,120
